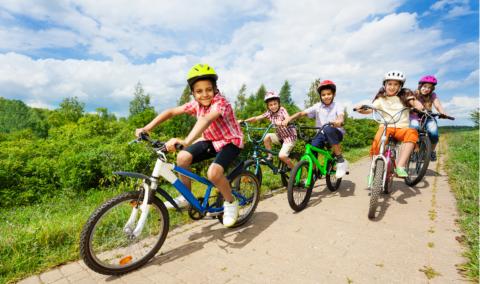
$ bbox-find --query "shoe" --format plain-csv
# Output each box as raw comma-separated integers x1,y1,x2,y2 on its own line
279,167,291,174
430,151,437,161
260,156,273,164
222,198,239,227
335,161,348,178
164,195,189,209
395,167,408,178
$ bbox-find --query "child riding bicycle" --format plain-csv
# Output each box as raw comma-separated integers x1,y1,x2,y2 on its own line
282,80,348,178
239,91,297,170
409,75,448,161
135,63,243,227
355,70,424,177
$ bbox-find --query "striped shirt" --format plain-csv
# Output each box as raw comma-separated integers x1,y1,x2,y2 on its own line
262,107,297,143
183,93,243,152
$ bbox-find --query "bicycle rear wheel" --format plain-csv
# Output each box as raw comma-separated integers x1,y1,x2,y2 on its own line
368,159,384,219
80,191,169,275
218,171,260,227
326,159,342,192
405,135,432,186
287,160,314,212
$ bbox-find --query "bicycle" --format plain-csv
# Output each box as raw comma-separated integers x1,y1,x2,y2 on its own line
405,110,455,186
79,133,260,275
354,105,414,219
286,123,346,212
241,121,300,187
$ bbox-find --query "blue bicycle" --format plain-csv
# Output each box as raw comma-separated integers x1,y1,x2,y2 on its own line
80,133,260,275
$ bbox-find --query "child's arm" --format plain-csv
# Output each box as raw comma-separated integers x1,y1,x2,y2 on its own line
408,98,424,111
353,104,373,114
432,98,446,115
135,106,185,137
331,113,344,128
281,111,307,126
165,110,221,151
239,114,264,124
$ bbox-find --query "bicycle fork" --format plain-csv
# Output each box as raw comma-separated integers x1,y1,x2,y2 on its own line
124,181,153,238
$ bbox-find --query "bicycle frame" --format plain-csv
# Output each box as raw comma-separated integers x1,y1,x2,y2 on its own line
242,122,283,173
116,137,246,237
293,124,336,187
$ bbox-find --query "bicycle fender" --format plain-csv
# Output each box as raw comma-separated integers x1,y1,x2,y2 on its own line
157,187,182,212
114,171,151,180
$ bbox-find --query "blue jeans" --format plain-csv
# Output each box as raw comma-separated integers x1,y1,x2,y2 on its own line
311,126,343,148
410,118,439,145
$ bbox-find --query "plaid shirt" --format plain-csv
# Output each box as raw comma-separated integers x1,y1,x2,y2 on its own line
262,107,297,143
183,93,243,152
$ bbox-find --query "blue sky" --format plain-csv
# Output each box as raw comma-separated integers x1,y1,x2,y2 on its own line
0,0,478,125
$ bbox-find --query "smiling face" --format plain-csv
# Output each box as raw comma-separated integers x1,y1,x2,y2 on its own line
192,80,215,106
266,99,280,112
320,89,334,105
384,80,402,96
420,83,434,96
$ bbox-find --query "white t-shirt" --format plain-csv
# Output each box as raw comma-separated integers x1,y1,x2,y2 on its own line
304,101,345,133
372,95,410,128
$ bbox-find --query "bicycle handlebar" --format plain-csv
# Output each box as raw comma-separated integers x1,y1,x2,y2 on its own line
411,109,455,120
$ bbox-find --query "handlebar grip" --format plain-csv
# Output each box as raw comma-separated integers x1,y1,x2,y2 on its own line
175,144,184,150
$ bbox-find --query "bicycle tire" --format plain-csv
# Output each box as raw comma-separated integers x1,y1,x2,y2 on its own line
244,159,262,186
287,160,314,212
218,171,260,228
80,191,169,275
326,159,342,192
368,159,384,219
405,135,432,186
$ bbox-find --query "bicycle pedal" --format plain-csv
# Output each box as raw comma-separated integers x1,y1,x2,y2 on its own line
346,171,350,175
206,211,223,217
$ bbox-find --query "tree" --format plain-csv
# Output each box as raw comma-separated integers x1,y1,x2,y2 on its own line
304,79,321,108
178,85,192,105
129,82,154,117
234,84,247,113
470,108,479,128
279,81,294,105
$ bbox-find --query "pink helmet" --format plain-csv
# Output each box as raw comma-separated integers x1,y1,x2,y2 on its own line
418,75,437,85
264,91,280,102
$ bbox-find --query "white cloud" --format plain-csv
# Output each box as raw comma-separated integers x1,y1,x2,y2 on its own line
430,0,475,19
0,0,477,125
442,96,479,118
442,69,479,89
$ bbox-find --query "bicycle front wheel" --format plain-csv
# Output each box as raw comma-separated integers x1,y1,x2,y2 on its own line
244,159,263,186
80,191,169,275
405,135,432,186
219,171,260,228
287,160,314,212
368,159,384,219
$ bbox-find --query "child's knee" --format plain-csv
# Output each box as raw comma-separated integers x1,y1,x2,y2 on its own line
207,164,225,182
177,151,192,167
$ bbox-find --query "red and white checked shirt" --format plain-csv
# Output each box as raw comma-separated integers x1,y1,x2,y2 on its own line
183,93,244,152
262,107,297,144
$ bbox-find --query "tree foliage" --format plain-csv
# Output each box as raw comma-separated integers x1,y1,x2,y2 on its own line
304,78,321,108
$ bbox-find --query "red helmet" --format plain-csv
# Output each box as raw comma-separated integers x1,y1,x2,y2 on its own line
316,80,336,94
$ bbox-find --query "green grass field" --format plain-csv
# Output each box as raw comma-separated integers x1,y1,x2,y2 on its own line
442,127,479,282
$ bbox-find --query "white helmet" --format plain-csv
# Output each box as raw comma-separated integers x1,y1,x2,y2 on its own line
264,91,280,102
383,70,406,84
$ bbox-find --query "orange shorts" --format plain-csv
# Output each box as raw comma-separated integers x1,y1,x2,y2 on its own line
370,127,418,156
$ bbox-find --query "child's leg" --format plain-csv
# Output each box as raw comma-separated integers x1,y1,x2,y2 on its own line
426,118,439,150
176,151,193,190
278,142,295,168
263,133,277,159
395,128,419,168
207,144,241,202
324,126,344,160
179,141,217,191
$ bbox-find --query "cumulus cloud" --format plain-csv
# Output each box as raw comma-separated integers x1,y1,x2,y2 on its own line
0,0,477,124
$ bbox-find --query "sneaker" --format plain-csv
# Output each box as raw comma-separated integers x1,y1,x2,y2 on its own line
222,198,239,227
430,151,437,161
260,156,273,163
279,167,292,174
335,161,348,178
164,195,189,209
395,167,408,178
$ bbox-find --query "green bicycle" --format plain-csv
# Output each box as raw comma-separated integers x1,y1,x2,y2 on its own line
287,123,346,212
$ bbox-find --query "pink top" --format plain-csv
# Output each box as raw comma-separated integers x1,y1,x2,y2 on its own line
262,107,297,143
183,93,243,152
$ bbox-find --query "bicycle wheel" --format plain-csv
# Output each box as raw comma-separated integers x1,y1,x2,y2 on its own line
287,160,314,212
80,191,169,275
368,159,384,219
244,159,262,186
405,135,432,186
326,159,342,192
383,162,394,194
280,152,301,187
218,171,260,228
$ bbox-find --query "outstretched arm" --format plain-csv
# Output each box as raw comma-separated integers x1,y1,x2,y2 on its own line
135,106,185,137
432,98,446,115
239,114,264,124
281,111,307,126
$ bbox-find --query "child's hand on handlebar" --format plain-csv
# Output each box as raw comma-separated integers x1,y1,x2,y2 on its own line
165,138,186,152
135,128,150,138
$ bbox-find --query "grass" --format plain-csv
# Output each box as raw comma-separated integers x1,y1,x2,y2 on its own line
0,145,371,284
419,265,442,279
442,127,479,282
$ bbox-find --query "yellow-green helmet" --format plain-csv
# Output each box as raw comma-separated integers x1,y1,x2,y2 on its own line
187,63,218,90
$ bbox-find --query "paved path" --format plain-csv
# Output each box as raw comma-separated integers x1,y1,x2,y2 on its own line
20,146,467,283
